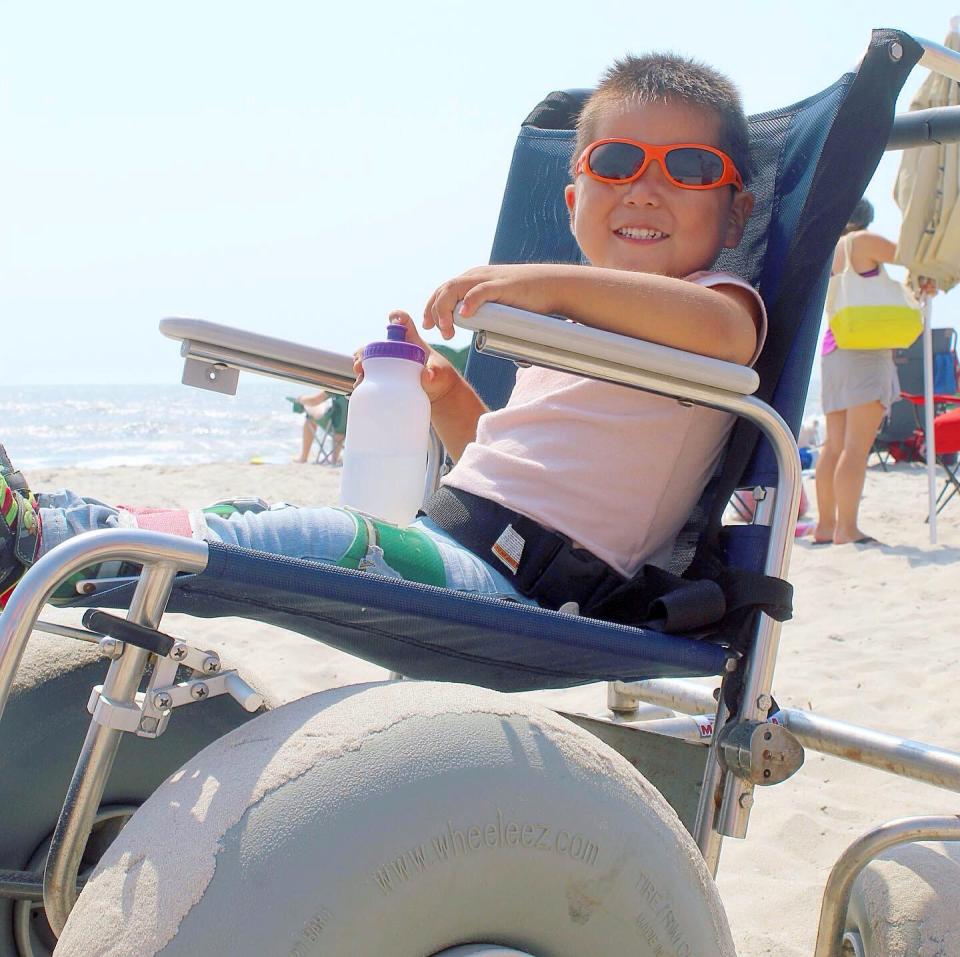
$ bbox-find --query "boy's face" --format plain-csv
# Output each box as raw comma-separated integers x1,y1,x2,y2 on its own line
564,100,754,278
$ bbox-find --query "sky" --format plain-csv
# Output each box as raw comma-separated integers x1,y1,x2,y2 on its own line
1,2,957,385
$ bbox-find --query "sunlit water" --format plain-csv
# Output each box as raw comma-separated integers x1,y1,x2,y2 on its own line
2,382,305,469
2,376,825,470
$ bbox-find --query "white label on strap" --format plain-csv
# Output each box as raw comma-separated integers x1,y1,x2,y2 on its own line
491,524,525,574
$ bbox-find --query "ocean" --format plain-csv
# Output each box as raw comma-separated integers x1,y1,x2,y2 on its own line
3,375,825,471
2,382,306,470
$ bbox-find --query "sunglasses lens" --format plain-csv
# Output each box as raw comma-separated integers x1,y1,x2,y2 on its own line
664,147,726,186
587,142,645,181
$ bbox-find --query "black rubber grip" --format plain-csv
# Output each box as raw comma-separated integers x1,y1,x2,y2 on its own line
81,610,176,657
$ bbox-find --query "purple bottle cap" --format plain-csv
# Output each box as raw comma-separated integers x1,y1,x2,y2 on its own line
362,323,426,364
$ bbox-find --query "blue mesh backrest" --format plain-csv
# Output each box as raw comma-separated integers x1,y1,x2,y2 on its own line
465,128,580,410
726,81,853,490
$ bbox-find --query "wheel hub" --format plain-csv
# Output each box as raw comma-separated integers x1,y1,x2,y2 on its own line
13,805,137,957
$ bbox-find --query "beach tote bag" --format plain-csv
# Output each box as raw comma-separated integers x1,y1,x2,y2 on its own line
826,235,922,349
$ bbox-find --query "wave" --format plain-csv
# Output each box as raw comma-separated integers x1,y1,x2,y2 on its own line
3,382,307,469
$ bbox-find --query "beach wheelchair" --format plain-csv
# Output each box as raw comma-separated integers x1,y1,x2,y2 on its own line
2,27,960,957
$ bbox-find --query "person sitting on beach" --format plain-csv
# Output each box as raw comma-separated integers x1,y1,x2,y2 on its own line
0,52,764,617
293,391,347,465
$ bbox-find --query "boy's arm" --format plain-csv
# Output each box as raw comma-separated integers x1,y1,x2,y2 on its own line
425,264,761,366
429,376,488,462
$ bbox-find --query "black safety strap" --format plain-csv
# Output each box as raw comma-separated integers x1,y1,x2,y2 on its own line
424,486,622,610
424,487,792,637
584,565,726,634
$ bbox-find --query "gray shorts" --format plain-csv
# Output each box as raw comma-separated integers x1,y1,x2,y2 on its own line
821,347,900,414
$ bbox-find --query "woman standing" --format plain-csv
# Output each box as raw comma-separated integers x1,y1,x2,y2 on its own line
813,199,900,546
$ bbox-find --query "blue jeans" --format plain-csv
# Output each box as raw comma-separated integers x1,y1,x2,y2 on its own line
37,490,532,602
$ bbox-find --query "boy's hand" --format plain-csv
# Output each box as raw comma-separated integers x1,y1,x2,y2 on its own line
352,311,464,404
424,265,562,339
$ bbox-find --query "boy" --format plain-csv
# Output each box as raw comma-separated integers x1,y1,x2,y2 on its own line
1,53,765,617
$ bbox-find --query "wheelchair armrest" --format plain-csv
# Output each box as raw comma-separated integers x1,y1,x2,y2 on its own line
159,318,356,396
160,317,447,495
456,302,759,397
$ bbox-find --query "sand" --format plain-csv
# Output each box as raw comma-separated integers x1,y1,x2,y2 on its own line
24,459,960,956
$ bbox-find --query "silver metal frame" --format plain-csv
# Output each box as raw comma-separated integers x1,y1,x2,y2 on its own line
0,529,207,934
916,35,960,82
814,816,960,957
612,678,960,795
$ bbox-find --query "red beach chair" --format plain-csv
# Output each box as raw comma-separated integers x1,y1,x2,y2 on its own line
901,392,960,515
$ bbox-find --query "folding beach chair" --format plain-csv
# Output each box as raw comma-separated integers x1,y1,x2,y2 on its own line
900,392,960,515
287,393,348,464
5,28,960,957
872,328,959,468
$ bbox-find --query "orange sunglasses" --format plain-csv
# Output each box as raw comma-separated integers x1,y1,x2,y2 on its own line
576,138,744,191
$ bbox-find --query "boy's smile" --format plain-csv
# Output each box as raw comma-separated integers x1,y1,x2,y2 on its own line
564,100,753,278
614,226,669,243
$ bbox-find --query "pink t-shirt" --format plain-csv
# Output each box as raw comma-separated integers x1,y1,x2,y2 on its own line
442,272,768,578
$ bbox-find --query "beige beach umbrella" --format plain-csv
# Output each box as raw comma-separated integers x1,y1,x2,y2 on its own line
893,21,960,542
895,25,960,292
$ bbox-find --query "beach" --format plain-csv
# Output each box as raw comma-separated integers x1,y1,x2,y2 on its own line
28,459,960,956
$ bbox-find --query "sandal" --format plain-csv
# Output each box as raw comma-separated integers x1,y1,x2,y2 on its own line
0,460,42,608
0,443,31,499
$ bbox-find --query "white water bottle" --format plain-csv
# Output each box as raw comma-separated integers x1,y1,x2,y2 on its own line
339,323,431,526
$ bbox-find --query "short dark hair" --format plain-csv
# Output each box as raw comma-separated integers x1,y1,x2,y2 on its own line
844,197,874,233
572,53,751,185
